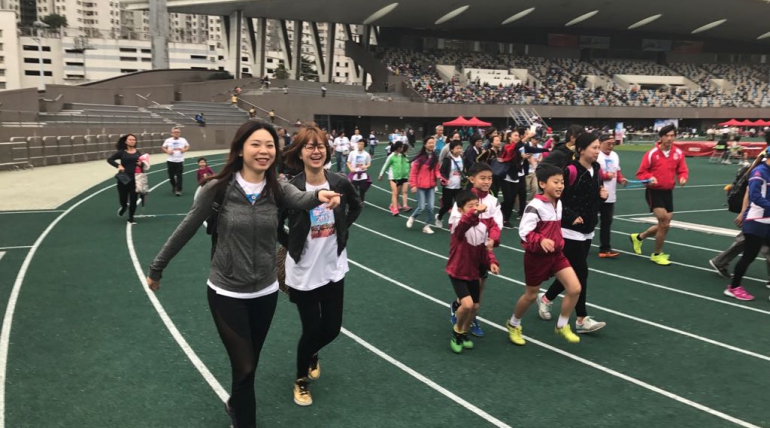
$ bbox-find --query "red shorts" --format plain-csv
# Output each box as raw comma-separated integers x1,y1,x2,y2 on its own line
524,252,571,287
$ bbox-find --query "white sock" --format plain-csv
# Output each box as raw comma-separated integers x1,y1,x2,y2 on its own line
508,316,521,327
556,315,569,329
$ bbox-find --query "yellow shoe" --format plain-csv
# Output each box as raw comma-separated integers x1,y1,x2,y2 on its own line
629,233,643,255
650,253,672,266
506,321,526,346
308,358,321,380
293,378,313,406
555,324,581,343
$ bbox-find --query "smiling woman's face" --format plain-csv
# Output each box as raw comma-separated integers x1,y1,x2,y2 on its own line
240,129,276,174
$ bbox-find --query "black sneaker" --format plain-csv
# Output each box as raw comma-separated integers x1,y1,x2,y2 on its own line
503,221,513,228
709,259,730,279
117,206,126,217
127,218,137,225
223,401,238,428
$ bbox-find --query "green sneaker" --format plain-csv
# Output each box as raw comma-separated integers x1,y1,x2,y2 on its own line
461,333,474,349
629,233,643,255
506,321,526,346
450,332,464,354
650,253,672,266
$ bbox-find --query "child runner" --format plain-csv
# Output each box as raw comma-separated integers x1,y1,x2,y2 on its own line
597,133,628,258
278,124,363,406
537,133,608,334
368,130,378,156
197,157,215,186
436,140,465,228
407,137,442,234
506,163,581,345
346,138,372,202
448,162,503,337
446,190,500,353
378,141,411,215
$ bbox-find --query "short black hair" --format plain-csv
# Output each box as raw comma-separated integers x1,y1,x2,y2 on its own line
536,163,563,184
197,157,207,163
470,134,482,145
455,190,479,209
449,140,463,151
468,162,492,176
659,124,677,137
566,124,585,142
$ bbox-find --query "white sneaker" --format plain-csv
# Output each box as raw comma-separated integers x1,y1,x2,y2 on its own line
406,216,415,228
422,225,434,234
536,293,552,321
576,316,606,334
434,214,442,228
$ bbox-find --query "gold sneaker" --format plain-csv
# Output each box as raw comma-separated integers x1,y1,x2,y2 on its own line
293,378,313,406
555,324,581,344
308,358,321,380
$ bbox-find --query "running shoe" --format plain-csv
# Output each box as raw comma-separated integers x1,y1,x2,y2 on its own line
502,221,513,229
461,333,474,349
308,357,321,380
724,285,755,301
293,378,313,406
576,316,607,334
117,206,126,217
223,401,237,427
406,216,415,228
629,233,643,255
598,250,620,258
449,300,459,326
709,259,731,278
469,318,484,337
650,253,672,266
127,218,137,225
555,324,581,343
389,205,399,216
401,205,412,212
422,225,434,234
506,321,526,346
450,331,464,354
537,293,552,321
434,214,442,228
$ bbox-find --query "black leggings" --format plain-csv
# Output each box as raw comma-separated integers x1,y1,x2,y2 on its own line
117,179,138,220
732,233,770,288
167,161,184,191
545,238,592,318
500,180,516,222
438,187,461,220
207,288,278,428
352,181,368,202
491,175,502,198
291,279,344,380
599,203,614,252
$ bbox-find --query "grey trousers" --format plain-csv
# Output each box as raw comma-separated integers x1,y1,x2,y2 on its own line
711,231,770,276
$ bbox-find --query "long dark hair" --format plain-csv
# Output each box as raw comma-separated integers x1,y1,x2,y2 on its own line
208,121,282,201
412,137,437,169
116,134,137,151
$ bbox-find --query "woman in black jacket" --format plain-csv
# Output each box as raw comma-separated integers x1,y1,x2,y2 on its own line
536,133,608,334
106,134,142,224
278,123,363,407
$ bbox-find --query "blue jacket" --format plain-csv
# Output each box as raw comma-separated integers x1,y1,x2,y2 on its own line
743,162,770,237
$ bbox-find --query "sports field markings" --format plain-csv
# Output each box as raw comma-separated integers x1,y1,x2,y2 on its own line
351,217,770,362
348,260,762,428
626,217,739,238
0,210,65,215
0,247,32,251
614,208,727,218
0,253,4,262
0,156,226,428
148,161,226,193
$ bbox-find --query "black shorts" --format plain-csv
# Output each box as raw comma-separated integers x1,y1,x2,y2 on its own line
646,189,673,213
390,178,408,187
479,265,488,279
450,276,480,303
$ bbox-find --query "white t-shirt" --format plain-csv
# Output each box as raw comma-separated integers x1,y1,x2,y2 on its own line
162,137,189,163
446,155,463,189
598,150,621,204
350,134,363,145
208,172,277,299
334,137,350,153
285,182,349,291
347,150,372,181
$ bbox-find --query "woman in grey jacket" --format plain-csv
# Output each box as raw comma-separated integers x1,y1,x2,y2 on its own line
278,124,363,407
146,121,340,428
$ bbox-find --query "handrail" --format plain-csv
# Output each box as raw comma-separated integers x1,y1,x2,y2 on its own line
212,79,262,101
237,98,292,125
135,93,191,122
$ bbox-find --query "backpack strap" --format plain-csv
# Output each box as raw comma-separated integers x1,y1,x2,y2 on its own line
208,180,231,260
566,164,578,187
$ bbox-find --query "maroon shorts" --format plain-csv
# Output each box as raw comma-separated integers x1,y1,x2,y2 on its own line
524,252,571,287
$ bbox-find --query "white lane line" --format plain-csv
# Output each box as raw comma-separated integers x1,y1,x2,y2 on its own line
624,217,739,238
0,210,65,215
348,260,762,428
617,184,727,192
0,156,227,428
0,247,32,251
125,223,229,402
134,214,187,218
615,208,728,218
341,326,512,428
0,252,5,262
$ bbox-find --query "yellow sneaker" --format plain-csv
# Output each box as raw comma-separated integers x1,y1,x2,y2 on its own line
506,321,526,346
308,358,321,380
650,253,672,266
293,378,313,406
555,324,581,343
629,233,643,255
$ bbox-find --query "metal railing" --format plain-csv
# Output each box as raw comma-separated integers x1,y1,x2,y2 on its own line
135,94,192,123
236,99,292,125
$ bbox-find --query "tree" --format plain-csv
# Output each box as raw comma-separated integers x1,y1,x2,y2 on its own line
41,14,68,29
274,62,289,80
300,56,319,82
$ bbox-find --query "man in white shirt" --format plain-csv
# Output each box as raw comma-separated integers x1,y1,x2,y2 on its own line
161,127,190,196
350,129,363,147
333,131,350,173
597,133,628,257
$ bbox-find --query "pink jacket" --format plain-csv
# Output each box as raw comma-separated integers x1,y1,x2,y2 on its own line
409,153,441,189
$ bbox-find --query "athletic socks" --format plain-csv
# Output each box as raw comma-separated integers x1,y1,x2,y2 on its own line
453,325,465,335
557,315,569,329
508,316,521,327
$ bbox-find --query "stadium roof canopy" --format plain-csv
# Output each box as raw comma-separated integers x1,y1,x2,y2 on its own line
124,0,770,42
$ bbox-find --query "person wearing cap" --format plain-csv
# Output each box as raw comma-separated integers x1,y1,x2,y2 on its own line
630,125,689,266
597,133,628,258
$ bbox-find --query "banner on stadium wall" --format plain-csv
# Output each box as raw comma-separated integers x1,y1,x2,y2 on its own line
615,122,625,144
642,39,672,52
654,119,679,131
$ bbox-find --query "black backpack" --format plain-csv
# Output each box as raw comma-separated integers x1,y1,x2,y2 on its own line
206,182,229,259
727,164,751,214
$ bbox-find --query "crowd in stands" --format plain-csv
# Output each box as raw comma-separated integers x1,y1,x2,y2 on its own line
376,47,770,108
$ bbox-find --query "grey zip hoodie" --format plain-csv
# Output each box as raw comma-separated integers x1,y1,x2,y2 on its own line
148,177,322,294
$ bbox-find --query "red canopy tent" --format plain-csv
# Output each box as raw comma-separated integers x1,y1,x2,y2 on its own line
467,116,492,127
718,119,742,126
737,120,755,126
751,120,770,127
442,116,472,127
